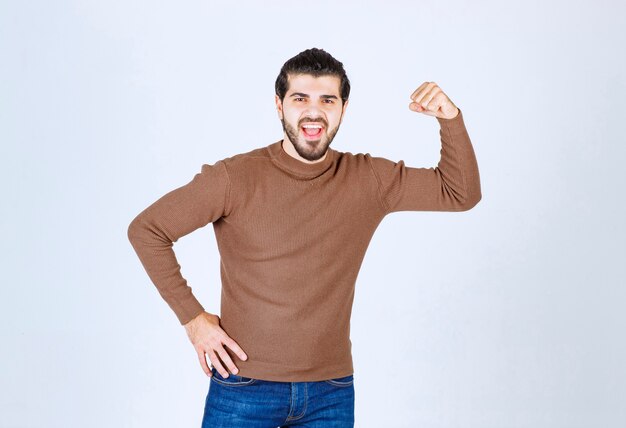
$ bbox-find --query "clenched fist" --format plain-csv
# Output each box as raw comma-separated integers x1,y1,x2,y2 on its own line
409,81,459,120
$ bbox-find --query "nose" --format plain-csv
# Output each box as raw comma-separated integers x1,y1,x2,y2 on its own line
302,106,326,122
304,104,323,115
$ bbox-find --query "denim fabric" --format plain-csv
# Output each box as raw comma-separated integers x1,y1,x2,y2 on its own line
201,367,355,427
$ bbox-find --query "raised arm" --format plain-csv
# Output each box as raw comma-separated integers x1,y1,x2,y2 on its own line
367,82,481,214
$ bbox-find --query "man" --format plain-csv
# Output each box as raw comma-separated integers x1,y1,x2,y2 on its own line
127,47,481,427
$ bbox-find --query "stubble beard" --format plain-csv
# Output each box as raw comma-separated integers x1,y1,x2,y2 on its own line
281,118,341,162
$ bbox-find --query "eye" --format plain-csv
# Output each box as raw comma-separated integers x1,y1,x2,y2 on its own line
294,97,305,102
324,99,334,104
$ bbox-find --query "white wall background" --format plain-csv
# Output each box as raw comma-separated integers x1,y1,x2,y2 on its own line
1,0,625,427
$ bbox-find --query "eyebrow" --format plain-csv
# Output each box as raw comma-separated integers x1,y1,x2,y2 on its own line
289,92,339,100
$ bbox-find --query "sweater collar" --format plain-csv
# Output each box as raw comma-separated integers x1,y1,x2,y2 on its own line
268,140,336,179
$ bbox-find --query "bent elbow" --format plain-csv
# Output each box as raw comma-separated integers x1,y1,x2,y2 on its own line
127,215,144,244
459,191,482,211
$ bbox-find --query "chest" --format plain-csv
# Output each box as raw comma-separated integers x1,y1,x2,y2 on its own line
215,170,383,256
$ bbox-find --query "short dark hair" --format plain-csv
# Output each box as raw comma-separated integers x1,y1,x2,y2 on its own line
275,47,351,106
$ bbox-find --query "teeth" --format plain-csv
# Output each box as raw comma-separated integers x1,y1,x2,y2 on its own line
302,125,322,129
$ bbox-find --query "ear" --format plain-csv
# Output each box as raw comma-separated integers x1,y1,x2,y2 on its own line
275,94,283,120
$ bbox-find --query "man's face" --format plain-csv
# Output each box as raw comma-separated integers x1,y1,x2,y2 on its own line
276,73,348,162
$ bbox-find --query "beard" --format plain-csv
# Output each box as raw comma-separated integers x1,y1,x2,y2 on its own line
281,117,341,161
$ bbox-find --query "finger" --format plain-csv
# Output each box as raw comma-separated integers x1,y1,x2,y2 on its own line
197,348,212,377
411,82,438,105
224,337,248,362
216,346,240,375
410,82,430,100
409,84,440,113
409,101,439,116
425,88,446,112
207,352,229,378
416,85,441,110
411,81,436,100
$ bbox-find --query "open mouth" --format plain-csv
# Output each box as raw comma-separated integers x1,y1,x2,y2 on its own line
301,124,324,140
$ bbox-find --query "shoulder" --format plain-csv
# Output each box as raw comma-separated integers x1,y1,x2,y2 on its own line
333,148,375,166
333,148,395,172
218,144,273,172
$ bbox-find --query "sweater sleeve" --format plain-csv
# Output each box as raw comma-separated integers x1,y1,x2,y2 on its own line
367,108,481,214
127,161,230,325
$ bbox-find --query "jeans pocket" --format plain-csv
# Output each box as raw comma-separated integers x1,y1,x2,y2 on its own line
210,367,257,387
324,374,354,387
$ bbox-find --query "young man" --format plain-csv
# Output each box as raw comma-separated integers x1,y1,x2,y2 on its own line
128,47,481,427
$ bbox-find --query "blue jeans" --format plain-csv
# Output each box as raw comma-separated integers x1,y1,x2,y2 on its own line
202,367,355,427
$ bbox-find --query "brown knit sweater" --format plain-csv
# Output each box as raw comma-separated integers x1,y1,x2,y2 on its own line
127,108,481,382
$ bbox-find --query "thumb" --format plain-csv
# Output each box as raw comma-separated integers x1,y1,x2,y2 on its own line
409,102,424,112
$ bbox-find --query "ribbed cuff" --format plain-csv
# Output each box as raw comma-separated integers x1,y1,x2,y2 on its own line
436,107,466,134
173,295,206,325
